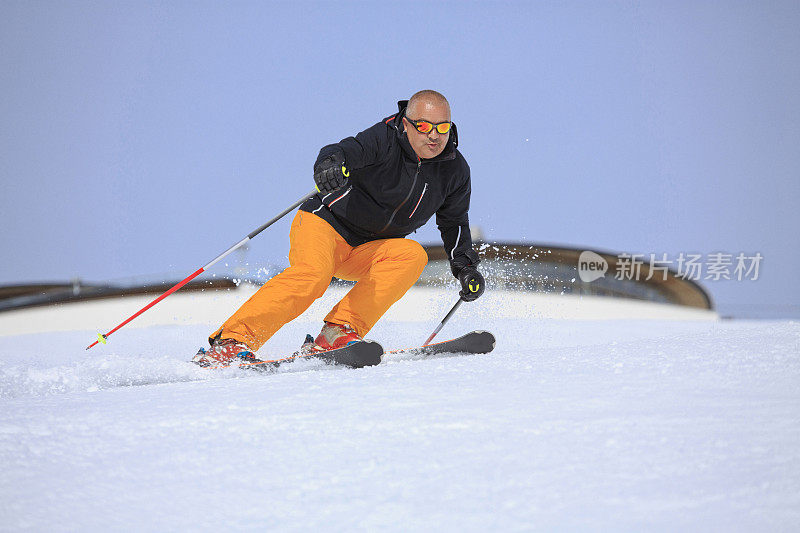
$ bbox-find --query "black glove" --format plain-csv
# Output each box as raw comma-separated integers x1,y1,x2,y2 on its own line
313,153,348,194
457,265,485,302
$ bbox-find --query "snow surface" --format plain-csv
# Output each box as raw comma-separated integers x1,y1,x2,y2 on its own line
1,290,799,531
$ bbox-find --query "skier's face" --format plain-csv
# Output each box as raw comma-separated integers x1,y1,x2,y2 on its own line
403,98,451,160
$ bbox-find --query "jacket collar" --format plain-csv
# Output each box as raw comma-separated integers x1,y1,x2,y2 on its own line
390,100,458,163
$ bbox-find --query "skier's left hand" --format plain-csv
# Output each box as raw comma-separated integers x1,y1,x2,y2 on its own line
457,265,485,302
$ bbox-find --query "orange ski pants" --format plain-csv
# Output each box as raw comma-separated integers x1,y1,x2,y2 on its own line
211,210,428,350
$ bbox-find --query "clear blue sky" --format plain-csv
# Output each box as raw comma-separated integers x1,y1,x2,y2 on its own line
1,1,798,317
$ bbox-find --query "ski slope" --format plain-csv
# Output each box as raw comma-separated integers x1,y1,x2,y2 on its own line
1,288,798,531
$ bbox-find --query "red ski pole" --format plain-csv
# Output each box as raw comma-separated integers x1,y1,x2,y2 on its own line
86,188,318,350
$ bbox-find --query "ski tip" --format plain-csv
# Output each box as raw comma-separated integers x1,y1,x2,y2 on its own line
473,330,496,352
333,340,383,368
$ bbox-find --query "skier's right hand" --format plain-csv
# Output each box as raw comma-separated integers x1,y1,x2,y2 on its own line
314,153,349,194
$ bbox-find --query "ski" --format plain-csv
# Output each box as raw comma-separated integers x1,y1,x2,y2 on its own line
200,340,384,372
385,330,496,358
196,330,493,372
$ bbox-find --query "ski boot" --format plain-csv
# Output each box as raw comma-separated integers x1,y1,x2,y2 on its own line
314,322,363,350
192,337,256,367
298,334,324,355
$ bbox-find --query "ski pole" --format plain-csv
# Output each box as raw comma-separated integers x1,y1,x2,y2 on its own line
86,188,319,350
423,297,464,346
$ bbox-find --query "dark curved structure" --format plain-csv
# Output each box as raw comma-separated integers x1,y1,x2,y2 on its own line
421,242,714,310
0,242,714,314
0,278,238,313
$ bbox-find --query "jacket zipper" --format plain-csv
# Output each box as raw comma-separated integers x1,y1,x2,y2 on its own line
379,159,420,233
408,182,427,218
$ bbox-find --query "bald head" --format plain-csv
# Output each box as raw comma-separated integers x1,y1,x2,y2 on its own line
407,90,450,121
403,90,452,159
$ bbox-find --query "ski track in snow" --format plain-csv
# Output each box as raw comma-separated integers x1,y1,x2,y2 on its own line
1,316,799,530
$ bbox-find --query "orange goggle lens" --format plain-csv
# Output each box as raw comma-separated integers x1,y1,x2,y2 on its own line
409,119,451,135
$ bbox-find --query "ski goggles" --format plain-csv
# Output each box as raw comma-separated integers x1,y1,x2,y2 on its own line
405,117,452,135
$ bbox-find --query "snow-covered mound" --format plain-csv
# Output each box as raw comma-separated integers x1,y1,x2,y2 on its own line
0,289,797,530
0,284,717,338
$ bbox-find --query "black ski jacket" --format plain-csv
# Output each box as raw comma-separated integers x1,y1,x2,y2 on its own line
300,100,479,276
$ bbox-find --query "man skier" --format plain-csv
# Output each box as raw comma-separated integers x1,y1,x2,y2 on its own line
193,90,485,365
